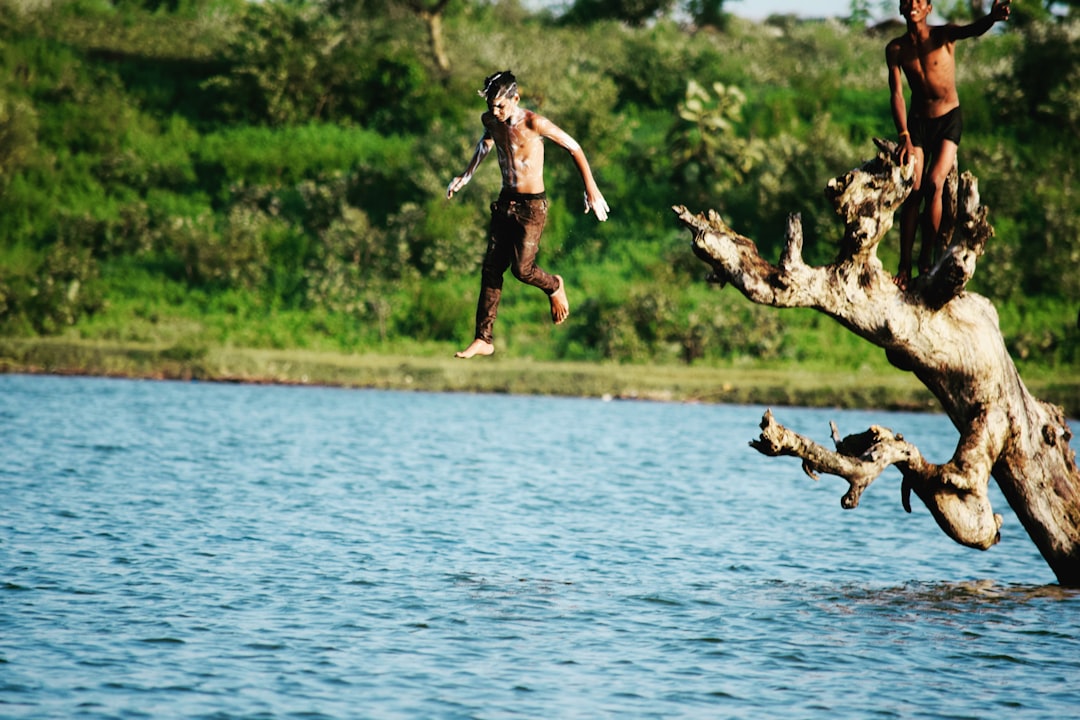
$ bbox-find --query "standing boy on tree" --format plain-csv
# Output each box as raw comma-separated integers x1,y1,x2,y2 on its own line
447,70,609,359
887,0,1010,290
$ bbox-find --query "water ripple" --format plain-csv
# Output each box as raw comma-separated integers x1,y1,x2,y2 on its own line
1,375,1077,718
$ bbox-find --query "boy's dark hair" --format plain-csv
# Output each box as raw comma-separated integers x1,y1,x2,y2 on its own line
479,70,517,102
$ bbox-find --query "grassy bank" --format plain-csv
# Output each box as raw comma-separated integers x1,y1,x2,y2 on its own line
4,337,1079,417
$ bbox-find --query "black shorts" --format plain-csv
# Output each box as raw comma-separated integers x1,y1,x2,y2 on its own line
908,106,963,151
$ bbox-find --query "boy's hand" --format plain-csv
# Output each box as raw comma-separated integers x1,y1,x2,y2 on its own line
897,137,915,168
584,191,610,222
991,0,1010,21
447,176,468,199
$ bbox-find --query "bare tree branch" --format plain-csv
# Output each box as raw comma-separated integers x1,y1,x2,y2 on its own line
751,409,1003,549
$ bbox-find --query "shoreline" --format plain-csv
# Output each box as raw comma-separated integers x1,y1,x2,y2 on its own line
3,337,1078,416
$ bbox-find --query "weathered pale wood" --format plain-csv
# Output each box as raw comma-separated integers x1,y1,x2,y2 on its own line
674,140,1080,585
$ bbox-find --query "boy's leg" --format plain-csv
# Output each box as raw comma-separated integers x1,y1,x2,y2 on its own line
897,195,919,290
456,206,512,358
895,148,925,290
919,139,959,274
505,197,568,323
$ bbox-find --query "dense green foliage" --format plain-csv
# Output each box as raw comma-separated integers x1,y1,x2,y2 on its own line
1,0,1077,372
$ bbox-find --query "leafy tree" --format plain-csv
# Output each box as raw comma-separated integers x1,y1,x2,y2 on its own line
202,1,345,125
562,0,676,27
0,242,103,335
200,0,446,132
668,80,763,214
0,94,38,196
684,0,729,29
847,0,875,26
322,0,464,73
401,0,454,72
1010,19,1080,132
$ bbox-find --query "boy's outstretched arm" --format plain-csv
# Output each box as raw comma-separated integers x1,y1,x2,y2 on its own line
540,119,610,222
950,0,1010,40
447,133,494,199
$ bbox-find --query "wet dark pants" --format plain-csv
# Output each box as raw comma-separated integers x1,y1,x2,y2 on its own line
472,191,557,343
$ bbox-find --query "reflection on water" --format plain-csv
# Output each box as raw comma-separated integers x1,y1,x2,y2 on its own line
1,374,1078,719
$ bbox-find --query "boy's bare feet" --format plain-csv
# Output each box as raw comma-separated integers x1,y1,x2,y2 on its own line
893,270,911,292
550,275,570,324
455,339,494,359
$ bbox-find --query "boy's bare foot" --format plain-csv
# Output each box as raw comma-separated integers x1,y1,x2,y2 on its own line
893,270,911,291
918,249,933,277
550,275,570,324
455,339,494,359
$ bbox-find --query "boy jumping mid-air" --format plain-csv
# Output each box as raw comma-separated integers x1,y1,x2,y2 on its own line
887,0,1010,290
447,70,609,359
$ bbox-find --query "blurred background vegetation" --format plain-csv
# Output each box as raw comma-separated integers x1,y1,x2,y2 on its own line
1,0,1077,378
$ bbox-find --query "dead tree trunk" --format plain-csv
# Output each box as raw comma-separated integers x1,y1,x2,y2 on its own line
673,139,1080,586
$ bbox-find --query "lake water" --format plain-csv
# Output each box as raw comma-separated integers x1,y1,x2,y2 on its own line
2,373,1078,719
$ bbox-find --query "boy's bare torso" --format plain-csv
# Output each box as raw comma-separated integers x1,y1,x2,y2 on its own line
483,109,551,194
889,27,960,119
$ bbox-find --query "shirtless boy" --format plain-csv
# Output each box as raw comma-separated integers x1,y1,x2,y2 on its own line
447,70,609,359
887,0,1010,290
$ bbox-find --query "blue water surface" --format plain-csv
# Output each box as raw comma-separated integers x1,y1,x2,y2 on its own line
2,373,1078,719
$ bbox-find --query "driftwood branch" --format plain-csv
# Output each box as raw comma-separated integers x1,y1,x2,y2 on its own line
752,409,1002,550
675,139,1080,584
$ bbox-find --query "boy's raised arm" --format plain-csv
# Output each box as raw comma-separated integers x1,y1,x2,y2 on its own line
950,0,1010,40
